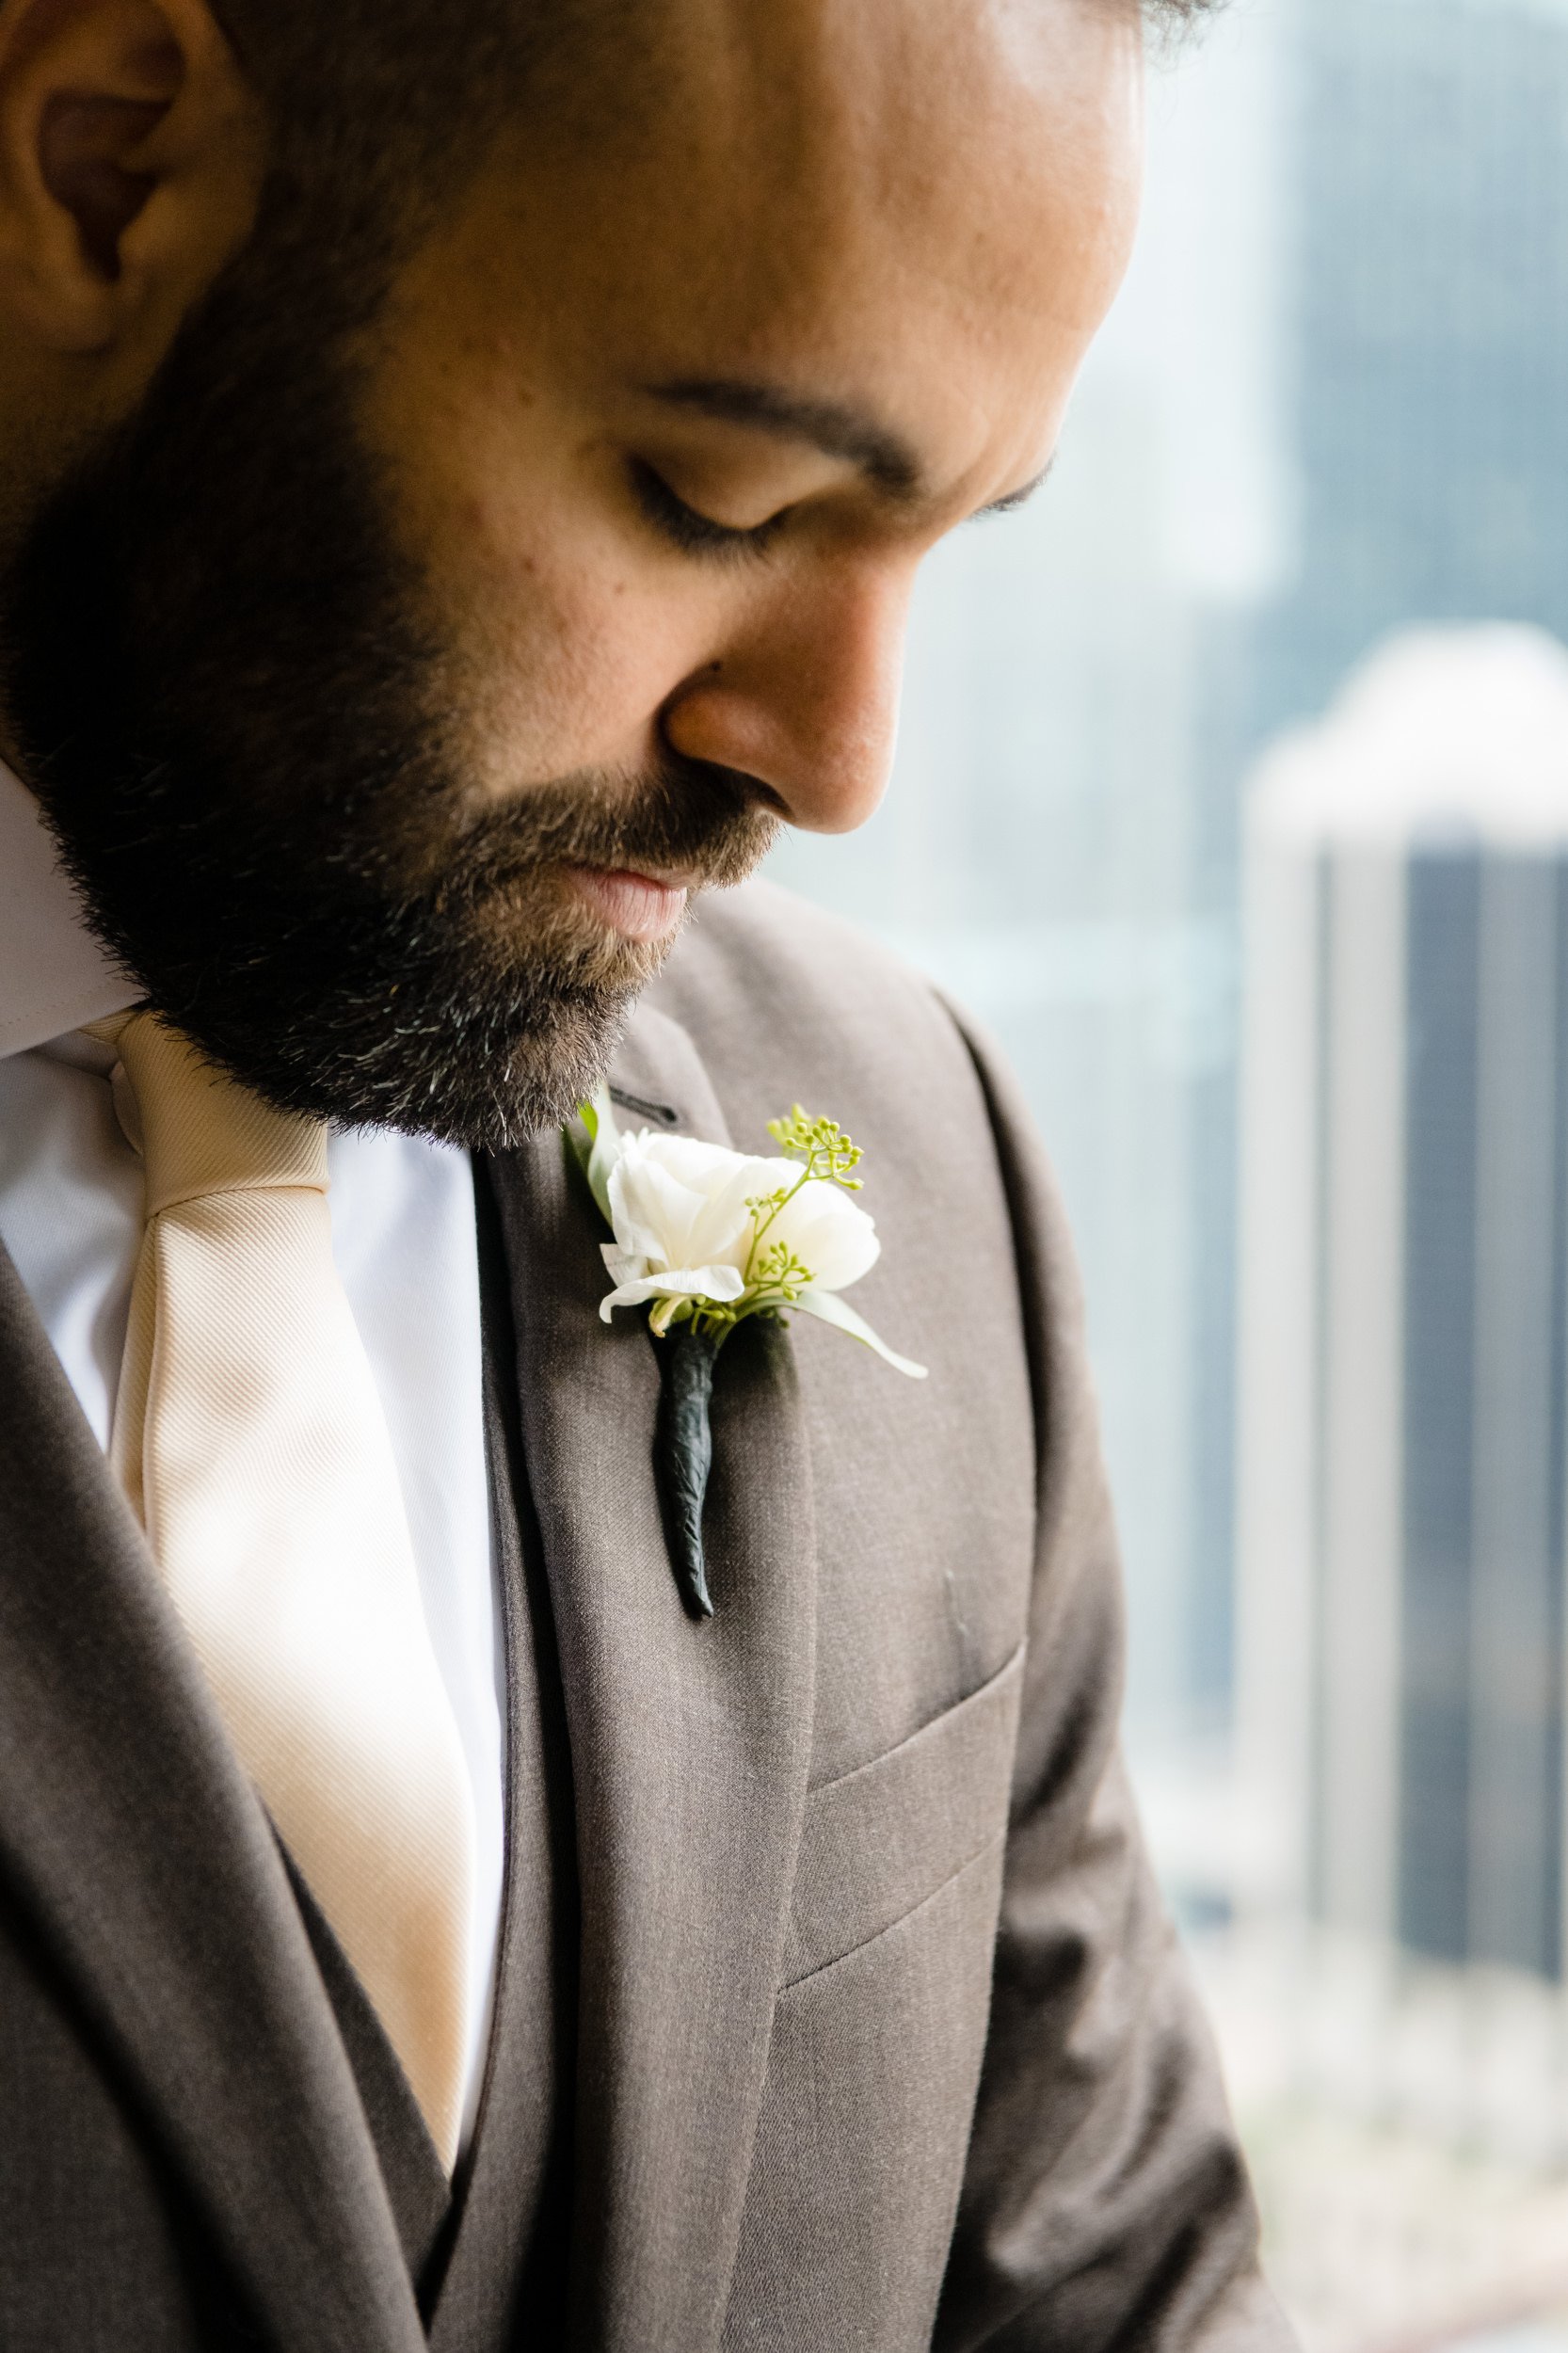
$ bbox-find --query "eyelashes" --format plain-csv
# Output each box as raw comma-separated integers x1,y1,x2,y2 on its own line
627,458,787,563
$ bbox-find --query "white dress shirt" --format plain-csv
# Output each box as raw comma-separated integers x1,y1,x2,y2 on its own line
0,760,504,2148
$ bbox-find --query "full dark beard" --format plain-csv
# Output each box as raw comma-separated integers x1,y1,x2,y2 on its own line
0,241,777,1147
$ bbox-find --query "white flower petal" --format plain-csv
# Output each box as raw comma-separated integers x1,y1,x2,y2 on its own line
689,1154,790,1269
608,1131,762,1273
792,1287,927,1377
639,1133,747,1191
654,1263,747,1303
653,1138,794,1270
600,1275,664,1321
769,1179,881,1292
598,1262,748,1323
609,1138,710,1267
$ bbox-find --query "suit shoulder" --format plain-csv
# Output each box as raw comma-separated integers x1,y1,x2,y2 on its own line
643,877,1004,1203
649,877,953,1062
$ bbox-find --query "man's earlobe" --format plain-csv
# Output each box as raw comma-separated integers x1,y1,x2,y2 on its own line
0,0,263,358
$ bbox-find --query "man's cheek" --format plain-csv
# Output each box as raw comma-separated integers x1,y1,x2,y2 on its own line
457,556,696,784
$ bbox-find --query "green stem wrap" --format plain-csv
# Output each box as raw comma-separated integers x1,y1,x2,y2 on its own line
656,1326,720,1618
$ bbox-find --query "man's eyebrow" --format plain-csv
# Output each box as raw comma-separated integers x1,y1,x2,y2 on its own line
973,456,1057,520
640,377,925,498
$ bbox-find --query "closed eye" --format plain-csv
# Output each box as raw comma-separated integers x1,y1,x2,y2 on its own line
628,458,787,562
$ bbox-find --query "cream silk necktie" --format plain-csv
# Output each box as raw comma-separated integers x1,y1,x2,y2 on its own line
91,1010,477,2171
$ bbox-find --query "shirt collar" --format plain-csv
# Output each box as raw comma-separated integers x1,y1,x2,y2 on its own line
0,759,139,1061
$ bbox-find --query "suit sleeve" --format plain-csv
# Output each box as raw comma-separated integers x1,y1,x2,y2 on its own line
933,1009,1297,2353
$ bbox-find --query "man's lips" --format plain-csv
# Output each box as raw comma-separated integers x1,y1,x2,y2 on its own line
561,862,692,942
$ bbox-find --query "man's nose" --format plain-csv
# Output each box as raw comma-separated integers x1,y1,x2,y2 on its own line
661,567,912,835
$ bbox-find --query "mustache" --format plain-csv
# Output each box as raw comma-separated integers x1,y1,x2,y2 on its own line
433,752,784,907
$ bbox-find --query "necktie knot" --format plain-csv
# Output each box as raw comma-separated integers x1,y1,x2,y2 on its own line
88,1010,328,1220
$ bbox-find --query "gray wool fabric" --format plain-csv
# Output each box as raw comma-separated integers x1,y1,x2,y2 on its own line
0,878,1293,2352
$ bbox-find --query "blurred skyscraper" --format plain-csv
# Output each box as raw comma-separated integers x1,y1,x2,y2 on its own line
1220,0,1568,1961
1238,629,1568,1977
1246,0,1568,746
1211,0,1568,1833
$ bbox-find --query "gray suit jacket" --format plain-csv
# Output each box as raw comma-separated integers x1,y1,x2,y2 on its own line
0,879,1291,2352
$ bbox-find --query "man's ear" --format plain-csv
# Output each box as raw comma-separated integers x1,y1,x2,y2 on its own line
0,0,263,360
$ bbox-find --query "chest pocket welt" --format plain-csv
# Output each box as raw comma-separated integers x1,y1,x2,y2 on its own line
781,1642,1025,1988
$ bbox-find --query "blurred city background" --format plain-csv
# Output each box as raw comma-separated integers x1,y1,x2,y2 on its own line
766,0,1568,2344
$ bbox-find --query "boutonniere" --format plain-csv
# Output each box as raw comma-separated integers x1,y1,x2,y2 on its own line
570,1087,926,1617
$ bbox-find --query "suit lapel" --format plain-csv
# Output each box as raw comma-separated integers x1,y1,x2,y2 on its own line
425,1166,578,2348
0,1246,425,2353
487,1004,818,2353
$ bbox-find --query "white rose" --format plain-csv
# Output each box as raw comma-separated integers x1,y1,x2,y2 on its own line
600,1131,874,1310
589,1103,925,1377
598,1131,755,1321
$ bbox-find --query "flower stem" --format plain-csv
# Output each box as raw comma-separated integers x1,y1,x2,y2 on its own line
655,1325,721,1618
743,1163,812,1287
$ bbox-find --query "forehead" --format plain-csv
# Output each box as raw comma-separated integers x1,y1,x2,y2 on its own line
424,0,1144,491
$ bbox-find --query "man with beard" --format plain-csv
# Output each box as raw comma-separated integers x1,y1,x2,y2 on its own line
0,0,1289,2347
